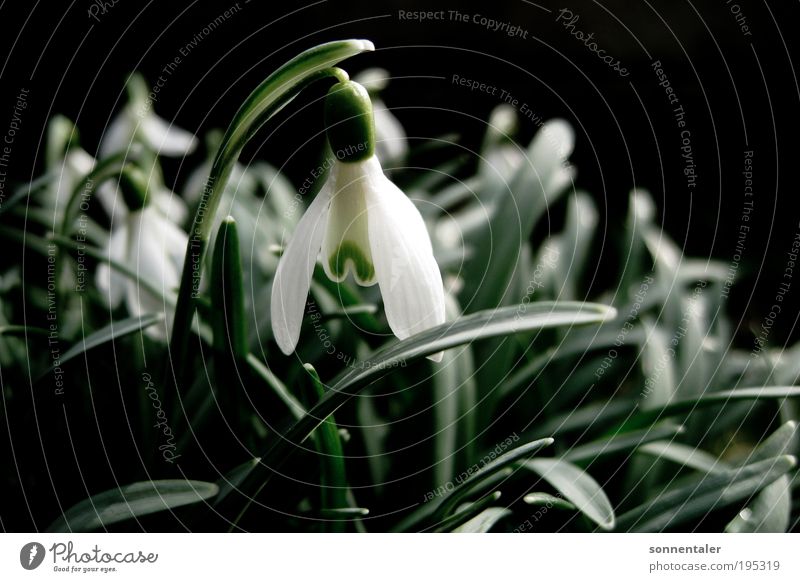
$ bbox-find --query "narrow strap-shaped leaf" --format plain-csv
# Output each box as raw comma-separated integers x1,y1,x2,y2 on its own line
562,424,684,464
211,217,248,358
452,506,513,533
615,455,796,532
304,364,350,531
229,302,611,525
47,480,218,532
37,313,164,381
432,492,503,532
525,458,616,530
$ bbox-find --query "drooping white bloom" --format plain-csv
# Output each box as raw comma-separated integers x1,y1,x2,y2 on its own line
96,199,188,339
271,154,445,359
100,73,198,159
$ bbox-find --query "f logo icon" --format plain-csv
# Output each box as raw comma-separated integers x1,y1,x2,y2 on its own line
20,542,45,570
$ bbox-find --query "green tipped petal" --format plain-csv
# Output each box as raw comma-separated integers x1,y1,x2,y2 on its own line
328,240,375,284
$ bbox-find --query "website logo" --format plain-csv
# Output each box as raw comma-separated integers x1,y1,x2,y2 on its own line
20,542,46,570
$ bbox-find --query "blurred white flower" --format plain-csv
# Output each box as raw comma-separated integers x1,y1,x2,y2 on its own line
46,147,96,220
271,154,445,359
96,184,188,340
100,73,198,159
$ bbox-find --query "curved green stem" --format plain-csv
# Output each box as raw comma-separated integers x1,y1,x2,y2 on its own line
167,39,373,383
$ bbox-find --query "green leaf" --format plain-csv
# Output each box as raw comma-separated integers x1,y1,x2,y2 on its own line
724,422,797,533
524,492,577,511
48,480,219,532
460,120,574,311
616,455,796,532
439,438,554,517
624,386,800,430
216,457,262,504
0,325,50,338
303,364,349,530
246,353,306,420
432,294,478,487
525,458,616,530
557,191,598,301
563,424,685,464
211,217,248,358
332,302,614,397
38,313,164,380
452,503,511,533
637,441,727,474
433,492,504,532
743,421,798,464
230,302,611,527
725,475,791,533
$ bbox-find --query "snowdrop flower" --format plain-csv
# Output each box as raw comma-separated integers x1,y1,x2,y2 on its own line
100,73,198,159
36,116,96,221
271,80,445,359
96,167,188,340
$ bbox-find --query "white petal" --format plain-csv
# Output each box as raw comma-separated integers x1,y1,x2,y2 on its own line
529,119,575,191
99,113,132,158
321,160,377,286
126,208,186,339
96,181,128,224
270,184,332,354
153,187,188,225
365,161,445,353
141,114,198,156
95,221,128,309
531,119,574,164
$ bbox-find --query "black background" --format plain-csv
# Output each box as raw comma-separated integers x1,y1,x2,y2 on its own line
1,0,799,530
2,0,798,342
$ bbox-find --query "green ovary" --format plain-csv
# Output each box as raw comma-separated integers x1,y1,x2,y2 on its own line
328,240,375,283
